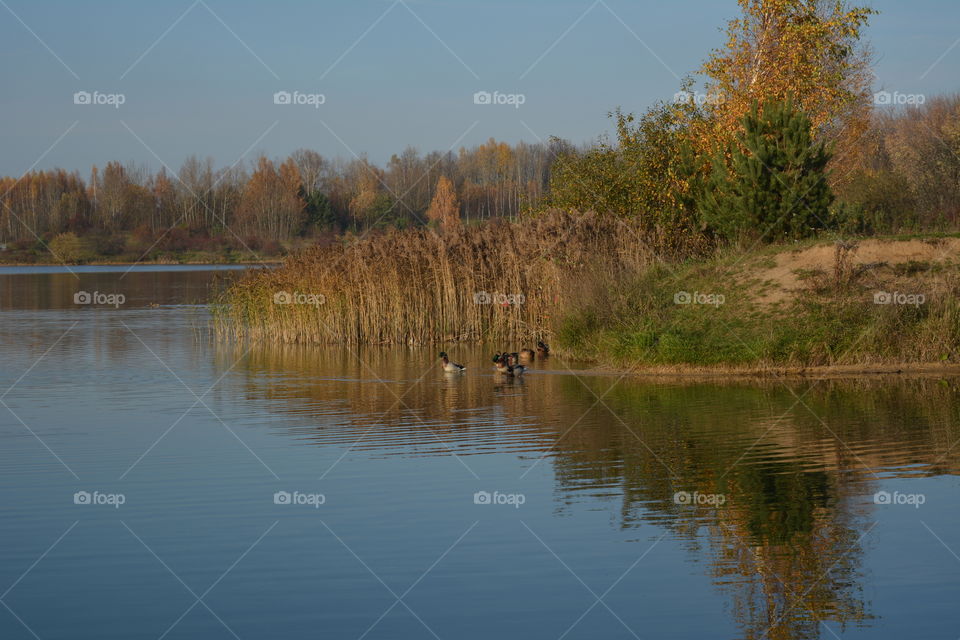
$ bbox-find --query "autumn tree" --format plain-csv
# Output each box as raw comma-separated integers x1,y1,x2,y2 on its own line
883,96,960,226
386,146,434,216
290,148,328,196
210,164,247,232
235,157,306,240
150,169,178,232
700,0,876,149
177,156,217,230
346,160,400,229
837,95,960,231
93,162,130,230
426,176,461,233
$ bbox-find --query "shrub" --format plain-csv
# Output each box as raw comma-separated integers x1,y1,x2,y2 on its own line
548,101,705,241
48,232,86,263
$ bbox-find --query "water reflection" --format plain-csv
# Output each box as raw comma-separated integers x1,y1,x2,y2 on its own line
224,341,960,639
3,267,959,639
0,264,248,310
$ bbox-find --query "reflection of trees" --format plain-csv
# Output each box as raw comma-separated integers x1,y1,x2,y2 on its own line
220,343,960,639
551,376,960,640
712,466,871,640
0,269,231,310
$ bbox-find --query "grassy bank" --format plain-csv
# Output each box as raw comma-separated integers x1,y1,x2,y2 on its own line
0,254,283,266
559,236,960,370
215,217,960,371
0,245,279,266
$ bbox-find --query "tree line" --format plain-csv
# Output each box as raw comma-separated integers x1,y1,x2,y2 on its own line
0,138,561,252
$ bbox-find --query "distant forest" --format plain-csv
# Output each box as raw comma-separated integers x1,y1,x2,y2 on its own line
0,138,564,258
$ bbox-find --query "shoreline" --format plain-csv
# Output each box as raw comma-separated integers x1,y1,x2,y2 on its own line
0,259,282,267
574,361,960,380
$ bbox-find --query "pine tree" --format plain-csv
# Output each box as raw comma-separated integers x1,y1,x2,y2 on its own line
700,96,834,240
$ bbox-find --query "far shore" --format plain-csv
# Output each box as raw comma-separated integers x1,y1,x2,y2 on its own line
0,258,282,267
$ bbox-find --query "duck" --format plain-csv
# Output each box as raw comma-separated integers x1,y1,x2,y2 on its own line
439,351,465,372
536,341,550,357
496,352,525,376
492,353,513,375
519,348,535,361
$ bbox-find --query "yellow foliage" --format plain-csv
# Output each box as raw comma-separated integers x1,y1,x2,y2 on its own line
699,0,875,154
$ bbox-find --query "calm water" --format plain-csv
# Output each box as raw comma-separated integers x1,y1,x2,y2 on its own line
1,267,958,640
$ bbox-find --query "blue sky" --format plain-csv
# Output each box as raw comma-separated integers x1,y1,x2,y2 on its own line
1,0,957,176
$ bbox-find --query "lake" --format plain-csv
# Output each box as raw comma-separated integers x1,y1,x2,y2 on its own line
0,266,958,639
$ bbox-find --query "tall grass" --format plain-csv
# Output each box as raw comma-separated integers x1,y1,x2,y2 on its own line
213,210,690,345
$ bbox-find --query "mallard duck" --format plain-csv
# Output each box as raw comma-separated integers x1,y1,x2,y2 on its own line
537,341,550,357
519,348,535,361
439,352,465,372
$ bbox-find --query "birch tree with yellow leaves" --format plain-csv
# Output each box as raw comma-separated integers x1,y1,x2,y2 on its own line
700,0,876,150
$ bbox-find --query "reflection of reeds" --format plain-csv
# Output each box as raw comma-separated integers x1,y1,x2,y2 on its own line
213,210,675,345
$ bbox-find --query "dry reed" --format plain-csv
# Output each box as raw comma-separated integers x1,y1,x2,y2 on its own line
213,210,683,345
